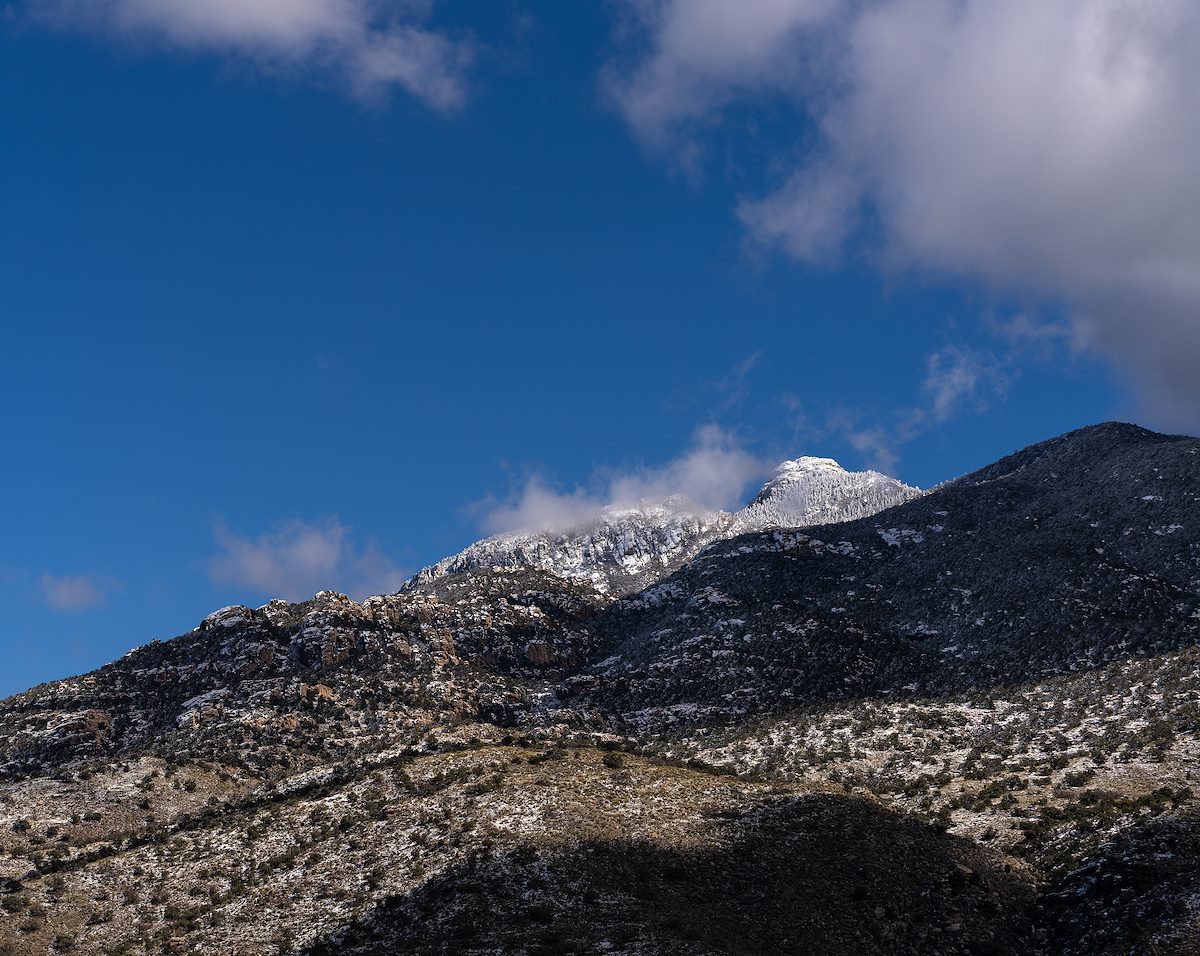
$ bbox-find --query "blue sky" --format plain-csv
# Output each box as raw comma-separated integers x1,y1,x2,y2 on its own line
2,1,1194,697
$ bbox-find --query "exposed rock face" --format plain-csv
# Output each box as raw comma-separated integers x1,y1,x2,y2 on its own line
3,423,1200,956
412,458,920,596
0,572,606,778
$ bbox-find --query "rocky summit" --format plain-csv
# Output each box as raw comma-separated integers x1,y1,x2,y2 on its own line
3,423,1200,955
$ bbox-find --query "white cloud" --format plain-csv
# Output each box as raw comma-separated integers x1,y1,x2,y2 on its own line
604,0,837,150
40,573,111,612
479,479,604,538
35,0,473,108
208,518,405,602
481,425,772,535
609,0,1200,427
739,166,859,264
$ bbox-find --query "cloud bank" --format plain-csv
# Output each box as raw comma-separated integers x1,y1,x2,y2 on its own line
208,518,405,602
481,426,772,535
610,0,1200,427
35,0,473,108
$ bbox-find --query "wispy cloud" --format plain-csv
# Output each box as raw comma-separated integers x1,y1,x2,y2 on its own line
208,518,405,602
479,425,772,535
808,346,1010,475
988,312,1081,366
713,350,765,410
33,0,474,108
922,346,1009,424
607,0,1200,427
40,573,113,612
840,423,909,479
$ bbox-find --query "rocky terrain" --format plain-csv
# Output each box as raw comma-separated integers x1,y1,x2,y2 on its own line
3,422,1200,955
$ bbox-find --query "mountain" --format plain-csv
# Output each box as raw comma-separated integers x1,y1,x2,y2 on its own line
411,458,921,596
3,423,1200,956
571,421,1200,722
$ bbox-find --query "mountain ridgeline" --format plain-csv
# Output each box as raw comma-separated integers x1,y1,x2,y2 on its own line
3,422,1200,956
408,457,921,596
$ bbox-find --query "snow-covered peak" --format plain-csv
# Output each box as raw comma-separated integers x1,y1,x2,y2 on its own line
410,457,921,596
771,455,845,476
737,458,920,530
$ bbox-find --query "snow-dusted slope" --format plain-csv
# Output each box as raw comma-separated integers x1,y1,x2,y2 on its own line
410,496,738,596
411,459,921,595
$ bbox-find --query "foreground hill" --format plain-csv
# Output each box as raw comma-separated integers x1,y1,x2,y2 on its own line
0,738,1038,956
3,422,1200,955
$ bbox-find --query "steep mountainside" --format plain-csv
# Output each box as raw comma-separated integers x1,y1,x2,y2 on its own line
413,459,920,595
3,423,1200,956
572,422,1200,721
